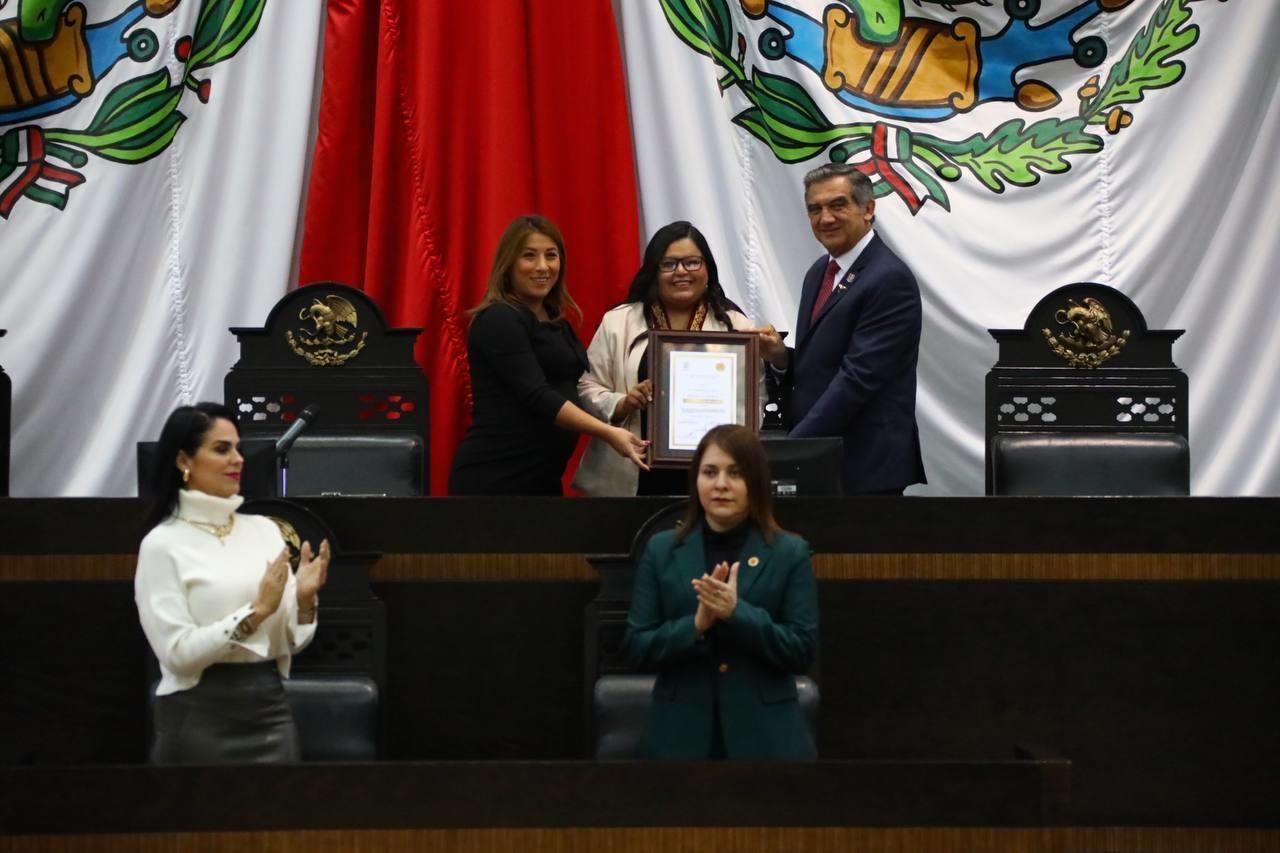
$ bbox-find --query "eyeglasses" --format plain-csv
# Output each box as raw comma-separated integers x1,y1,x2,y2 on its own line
658,256,705,272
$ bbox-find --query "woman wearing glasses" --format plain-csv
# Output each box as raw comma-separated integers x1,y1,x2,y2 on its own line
575,221,760,496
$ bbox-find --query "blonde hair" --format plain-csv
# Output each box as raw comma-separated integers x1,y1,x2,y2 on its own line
469,215,582,323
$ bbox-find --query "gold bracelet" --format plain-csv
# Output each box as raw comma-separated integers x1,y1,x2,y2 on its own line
231,613,257,642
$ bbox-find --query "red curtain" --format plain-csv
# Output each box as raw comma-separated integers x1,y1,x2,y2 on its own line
299,0,641,494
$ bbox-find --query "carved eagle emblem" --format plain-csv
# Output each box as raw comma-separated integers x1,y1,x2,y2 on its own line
300,295,358,338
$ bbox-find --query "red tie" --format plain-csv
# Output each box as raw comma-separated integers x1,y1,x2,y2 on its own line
810,257,840,324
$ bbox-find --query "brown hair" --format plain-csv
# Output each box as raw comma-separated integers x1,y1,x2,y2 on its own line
677,424,781,545
468,214,582,323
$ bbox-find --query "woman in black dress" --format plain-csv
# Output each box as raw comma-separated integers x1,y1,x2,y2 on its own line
448,215,648,495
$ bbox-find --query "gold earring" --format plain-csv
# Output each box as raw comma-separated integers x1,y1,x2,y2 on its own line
182,468,190,483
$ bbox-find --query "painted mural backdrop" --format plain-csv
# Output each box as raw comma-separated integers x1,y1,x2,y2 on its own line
0,0,322,495
620,0,1279,494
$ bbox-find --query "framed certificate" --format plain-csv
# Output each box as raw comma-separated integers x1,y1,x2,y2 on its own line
646,329,759,467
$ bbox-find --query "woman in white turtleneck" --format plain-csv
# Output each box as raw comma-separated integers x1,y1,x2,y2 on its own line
135,402,329,764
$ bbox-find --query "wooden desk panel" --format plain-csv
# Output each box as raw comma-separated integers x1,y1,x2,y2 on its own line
4,552,1278,583
2,497,1277,827
4,497,1280,556
4,828,1280,853
0,761,1069,833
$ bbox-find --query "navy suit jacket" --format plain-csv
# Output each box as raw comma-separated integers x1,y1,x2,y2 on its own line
784,234,926,493
622,525,818,760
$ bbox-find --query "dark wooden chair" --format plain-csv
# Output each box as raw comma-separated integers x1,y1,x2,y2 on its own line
226,283,427,497
986,282,1188,495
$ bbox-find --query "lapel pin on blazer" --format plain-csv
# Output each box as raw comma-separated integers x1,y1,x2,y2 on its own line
747,556,760,567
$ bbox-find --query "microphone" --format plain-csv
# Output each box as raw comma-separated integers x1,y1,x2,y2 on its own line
275,404,320,455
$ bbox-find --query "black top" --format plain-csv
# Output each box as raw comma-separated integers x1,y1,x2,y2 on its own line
448,303,588,496
700,518,754,738
702,518,752,572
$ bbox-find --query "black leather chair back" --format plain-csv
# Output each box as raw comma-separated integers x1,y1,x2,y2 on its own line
991,432,1190,496
628,499,689,567
593,673,820,760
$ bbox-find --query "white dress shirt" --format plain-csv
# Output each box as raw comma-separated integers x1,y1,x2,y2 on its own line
825,227,877,293
135,489,316,695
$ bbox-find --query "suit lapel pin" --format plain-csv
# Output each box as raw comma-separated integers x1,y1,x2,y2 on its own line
747,556,760,567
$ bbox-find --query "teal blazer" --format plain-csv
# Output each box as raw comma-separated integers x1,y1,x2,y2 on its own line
622,523,819,759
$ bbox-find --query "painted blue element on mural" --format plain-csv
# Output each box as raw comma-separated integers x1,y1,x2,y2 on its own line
757,0,1115,122
977,1,1107,102
0,1,152,126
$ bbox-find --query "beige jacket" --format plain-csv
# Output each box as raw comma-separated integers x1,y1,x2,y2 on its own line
573,302,762,496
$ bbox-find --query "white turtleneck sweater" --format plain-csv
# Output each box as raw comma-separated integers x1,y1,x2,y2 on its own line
135,489,317,695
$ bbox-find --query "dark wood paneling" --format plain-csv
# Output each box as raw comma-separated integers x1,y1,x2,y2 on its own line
0,761,1067,835
816,581,1280,825
3,827,1280,853
2,497,1278,827
4,497,1280,554
3,577,1278,825
0,582,147,765
377,581,595,759
5,552,1278,583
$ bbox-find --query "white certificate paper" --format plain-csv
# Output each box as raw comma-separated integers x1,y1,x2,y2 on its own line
668,350,738,450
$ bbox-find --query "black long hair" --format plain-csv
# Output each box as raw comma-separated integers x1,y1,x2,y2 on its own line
621,221,741,329
142,402,238,532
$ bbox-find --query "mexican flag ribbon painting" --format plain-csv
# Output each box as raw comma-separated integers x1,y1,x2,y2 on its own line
618,0,1280,494
2,0,1278,497
0,0,323,495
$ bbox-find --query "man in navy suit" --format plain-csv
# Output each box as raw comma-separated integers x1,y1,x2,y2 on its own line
758,164,926,495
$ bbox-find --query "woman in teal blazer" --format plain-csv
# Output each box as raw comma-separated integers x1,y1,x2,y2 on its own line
623,425,819,759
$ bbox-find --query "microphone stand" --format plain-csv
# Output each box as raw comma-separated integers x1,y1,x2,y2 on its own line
277,449,290,497
273,404,320,498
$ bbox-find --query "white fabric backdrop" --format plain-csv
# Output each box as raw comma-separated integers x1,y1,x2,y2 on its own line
618,0,1278,495
2,2,1275,498
0,0,323,496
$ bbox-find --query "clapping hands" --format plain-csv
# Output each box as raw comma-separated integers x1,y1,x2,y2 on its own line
693,560,739,634
252,547,292,622
295,539,330,608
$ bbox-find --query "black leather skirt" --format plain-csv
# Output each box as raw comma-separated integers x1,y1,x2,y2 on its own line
150,662,300,765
